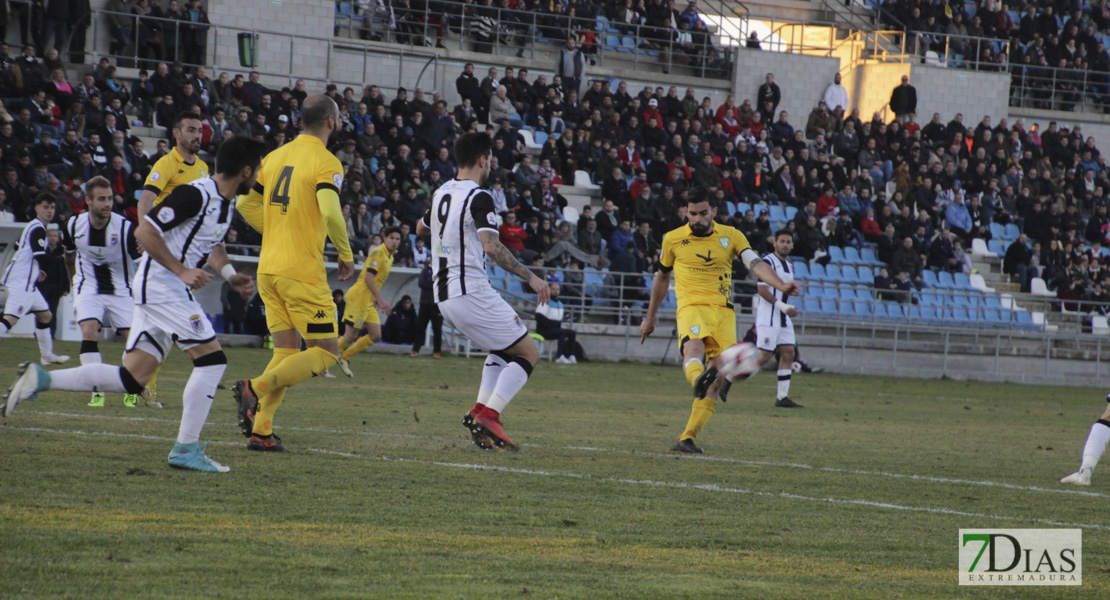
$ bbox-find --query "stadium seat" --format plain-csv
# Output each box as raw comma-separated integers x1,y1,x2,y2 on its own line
828,246,845,264
1030,277,1055,297
562,205,579,225
857,266,873,282
1004,223,1020,240
793,261,809,279
769,205,786,222
725,202,738,217
953,273,973,290
983,296,1002,310
819,299,838,315
809,263,827,281
737,202,751,215
843,246,862,265
604,34,621,50
950,307,971,322
920,293,939,306
968,273,994,293
859,247,882,266
574,170,599,190
1093,316,1110,335
803,297,821,313
785,206,798,221
1016,311,1036,329
533,131,548,146
809,285,828,298
826,264,844,282
988,240,1005,255
989,222,1006,239
620,36,636,52
950,294,971,307
841,265,860,283
921,270,938,288
518,128,540,149
970,238,994,257
937,271,955,288
982,309,1003,326
918,306,940,323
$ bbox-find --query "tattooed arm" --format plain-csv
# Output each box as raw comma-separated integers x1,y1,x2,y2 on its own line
479,230,550,305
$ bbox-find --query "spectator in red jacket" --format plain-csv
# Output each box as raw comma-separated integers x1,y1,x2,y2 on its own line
499,210,528,256
816,185,839,219
860,207,883,242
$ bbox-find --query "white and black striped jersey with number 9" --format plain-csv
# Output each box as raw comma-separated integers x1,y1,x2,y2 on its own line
422,178,499,303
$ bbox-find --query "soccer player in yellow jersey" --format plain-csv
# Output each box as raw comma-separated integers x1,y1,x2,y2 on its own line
232,95,356,453
135,110,207,406
641,196,800,454
335,226,402,377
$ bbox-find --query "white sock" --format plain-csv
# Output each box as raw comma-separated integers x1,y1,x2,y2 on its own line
0,320,9,339
34,325,54,357
1079,420,1110,472
48,364,129,393
80,353,102,365
177,363,226,444
486,361,531,413
776,369,792,400
476,353,507,407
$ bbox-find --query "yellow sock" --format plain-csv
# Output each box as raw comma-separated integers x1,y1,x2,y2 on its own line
683,358,705,387
147,363,162,388
252,347,297,436
250,346,338,396
341,335,375,360
338,336,350,353
679,397,717,441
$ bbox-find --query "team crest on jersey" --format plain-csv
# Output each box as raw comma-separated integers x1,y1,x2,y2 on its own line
690,325,700,335
149,172,161,182
333,173,343,189
189,314,203,334
719,237,730,249
109,233,119,246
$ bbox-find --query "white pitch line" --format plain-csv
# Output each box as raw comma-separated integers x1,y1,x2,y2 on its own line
7,424,1103,531
12,410,1109,500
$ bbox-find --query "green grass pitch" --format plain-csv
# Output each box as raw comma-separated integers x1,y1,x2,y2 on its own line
0,338,1107,598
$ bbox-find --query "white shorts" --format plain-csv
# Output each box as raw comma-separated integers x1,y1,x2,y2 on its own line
74,293,134,330
439,286,530,352
2,287,49,317
755,322,795,352
125,301,216,362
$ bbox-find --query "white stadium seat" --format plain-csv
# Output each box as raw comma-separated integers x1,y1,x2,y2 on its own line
518,129,542,150
968,273,994,293
562,205,580,225
574,170,600,190
970,238,994,257
1030,277,1055,297
1094,315,1110,335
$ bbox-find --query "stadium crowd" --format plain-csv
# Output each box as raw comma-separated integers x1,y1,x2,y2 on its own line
3,0,1110,325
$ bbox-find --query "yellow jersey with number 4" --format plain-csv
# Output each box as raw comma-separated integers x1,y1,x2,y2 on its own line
253,135,344,285
659,223,751,311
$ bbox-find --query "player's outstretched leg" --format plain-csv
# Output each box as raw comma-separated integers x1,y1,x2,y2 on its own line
1062,399,1110,486
4,361,146,417
168,350,231,473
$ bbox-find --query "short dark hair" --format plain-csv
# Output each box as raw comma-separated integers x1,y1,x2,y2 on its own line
454,132,493,169
215,135,267,177
173,111,202,132
85,175,111,195
35,193,55,206
381,225,403,239
774,229,792,239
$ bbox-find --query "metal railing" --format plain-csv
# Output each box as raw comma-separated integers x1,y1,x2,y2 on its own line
905,30,1010,72
1008,64,1110,114
334,0,738,80
84,9,443,95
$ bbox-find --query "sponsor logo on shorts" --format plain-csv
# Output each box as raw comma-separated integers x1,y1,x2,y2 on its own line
189,314,203,334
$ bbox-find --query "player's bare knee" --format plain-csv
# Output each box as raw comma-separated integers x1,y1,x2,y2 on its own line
1100,404,1110,421
781,346,795,363
35,310,52,324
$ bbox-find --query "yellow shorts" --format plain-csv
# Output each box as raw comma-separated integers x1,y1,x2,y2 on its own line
341,285,380,329
257,273,337,340
676,304,737,359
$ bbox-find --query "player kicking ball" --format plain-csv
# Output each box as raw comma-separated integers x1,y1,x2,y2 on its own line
61,176,145,409
416,132,550,451
0,194,70,366
641,196,798,454
1060,395,1110,486
336,226,401,377
4,136,265,473
718,230,804,408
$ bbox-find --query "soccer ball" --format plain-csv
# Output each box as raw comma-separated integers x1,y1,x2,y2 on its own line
716,342,762,380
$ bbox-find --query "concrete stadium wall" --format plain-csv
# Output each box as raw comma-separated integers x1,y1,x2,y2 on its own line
733,50,841,128
909,64,1010,126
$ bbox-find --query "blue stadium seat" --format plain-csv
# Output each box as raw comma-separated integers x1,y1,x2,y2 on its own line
785,206,798,221
937,271,955,288
983,295,1002,309
921,270,938,288
769,205,787,222
920,293,939,306
951,294,972,307
793,261,810,279
828,246,845,264
534,131,548,145
860,247,883,266
826,264,845,282
953,273,972,289
989,222,1005,239
752,203,769,217
857,266,873,282
988,239,1005,255
819,299,838,315
737,202,751,215
841,265,860,283
619,36,636,52
604,34,621,50
843,246,862,265
951,307,972,322
725,202,738,217
918,306,939,323
803,297,821,313
1015,311,1035,328
982,309,1004,326
809,263,827,281
1004,223,1020,239
808,285,828,299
